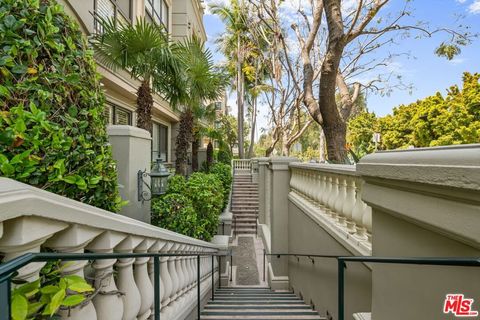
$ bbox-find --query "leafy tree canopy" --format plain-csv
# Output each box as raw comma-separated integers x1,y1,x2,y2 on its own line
348,72,480,156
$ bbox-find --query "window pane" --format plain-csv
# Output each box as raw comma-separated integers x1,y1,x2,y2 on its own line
145,0,153,14
97,0,115,20
104,105,112,125
154,0,161,16
117,0,131,19
113,106,131,125
161,0,168,28
158,124,168,162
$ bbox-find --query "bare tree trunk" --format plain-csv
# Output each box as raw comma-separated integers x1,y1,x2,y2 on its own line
237,37,245,159
318,0,348,162
248,95,257,158
319,129,326,163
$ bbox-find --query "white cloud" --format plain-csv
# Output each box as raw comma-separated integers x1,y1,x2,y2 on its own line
456,0,467,3
468,0,480,13
449,58,465,65
203,0,227,15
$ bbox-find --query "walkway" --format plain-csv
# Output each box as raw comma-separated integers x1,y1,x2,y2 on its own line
201,287,325,319
203,173,323,319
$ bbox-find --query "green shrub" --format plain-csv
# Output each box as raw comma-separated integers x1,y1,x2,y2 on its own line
151,194,200,238
200,160,209,173
210,163,232,209
166,174,187,194
217,144,232,165
151,172,225,241
0,0,122,211
186,172,223,240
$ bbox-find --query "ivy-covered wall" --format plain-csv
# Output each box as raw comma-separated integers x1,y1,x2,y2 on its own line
0,0,122,212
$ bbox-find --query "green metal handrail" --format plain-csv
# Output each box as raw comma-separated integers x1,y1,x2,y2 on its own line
264,251,480,320
0,251,231,320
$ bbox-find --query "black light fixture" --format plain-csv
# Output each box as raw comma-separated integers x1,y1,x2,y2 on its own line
138,158,170,202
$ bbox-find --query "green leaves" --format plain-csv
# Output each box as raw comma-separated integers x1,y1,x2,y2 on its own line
11,271,94,320
152,171,227,241
0,0,122,212
11,295,28,320
347,72,480,153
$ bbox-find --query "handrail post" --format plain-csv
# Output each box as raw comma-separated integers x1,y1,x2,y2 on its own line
338,259,345,320
197,255,201,320
230,254,233,282
211,255,215,301
153,256,160,320
263,249,266,282
0,276,11,320
218,256,222,289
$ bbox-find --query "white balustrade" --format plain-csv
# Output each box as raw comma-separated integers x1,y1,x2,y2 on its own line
0,178,221,320
232,159,252,175
288,164,372,252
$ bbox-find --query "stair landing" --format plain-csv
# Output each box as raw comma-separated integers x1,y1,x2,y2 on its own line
202,288,324,319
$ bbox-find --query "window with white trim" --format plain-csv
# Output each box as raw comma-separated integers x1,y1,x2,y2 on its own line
145,0,169,29
104,103,133,126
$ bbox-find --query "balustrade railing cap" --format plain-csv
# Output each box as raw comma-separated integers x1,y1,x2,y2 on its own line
357,144,480,190
0,178,219,249
257,157,270,164
289,163,357,176
269,157,300,170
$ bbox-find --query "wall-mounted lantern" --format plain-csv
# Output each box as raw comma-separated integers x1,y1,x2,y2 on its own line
138,158,170,202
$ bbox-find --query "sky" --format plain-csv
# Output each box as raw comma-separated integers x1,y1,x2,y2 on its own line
202,0,480,140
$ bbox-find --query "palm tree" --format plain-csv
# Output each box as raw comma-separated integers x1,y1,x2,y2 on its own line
91,18,182,133
173,37,226,175
210,0,249,158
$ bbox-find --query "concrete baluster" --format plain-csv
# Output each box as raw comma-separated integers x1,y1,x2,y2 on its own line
321,174,331,210
314,171,323,206
334,176,347,226
363,203,373,242
352,179,368,241
327,176,339,219
134,239,155,320
162,243,180,317
87,231,126,320
173,244,186,300
148,240,166,318
342,177,356,233
45,225,102,320
178,245,190,297
115,235,142,320
160,242,174,309
0,217,67,282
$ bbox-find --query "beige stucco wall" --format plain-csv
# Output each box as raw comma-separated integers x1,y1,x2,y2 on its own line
358,145,480,320
288,200,372,320
371,210,480,320
59,0,209,166
171,0,206,41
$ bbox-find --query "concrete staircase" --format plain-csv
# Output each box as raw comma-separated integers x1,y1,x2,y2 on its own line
201,287,324,319
231,174,259,235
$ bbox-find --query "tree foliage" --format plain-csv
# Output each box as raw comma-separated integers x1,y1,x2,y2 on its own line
152,168,231,241
242,0,476,162
348,72,480,153
91,17,181,133
0,0,122,211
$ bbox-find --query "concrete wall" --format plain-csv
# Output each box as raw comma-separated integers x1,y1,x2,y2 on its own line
288,200,372,320
358,144,480,320
108,125,151,223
